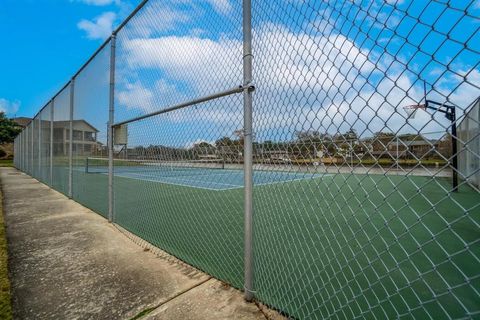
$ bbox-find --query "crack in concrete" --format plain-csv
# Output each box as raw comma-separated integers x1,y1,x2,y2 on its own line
129,277,213,320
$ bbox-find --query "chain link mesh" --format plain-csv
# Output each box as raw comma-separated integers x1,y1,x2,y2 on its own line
71,42,111,217
52,84,72,195
110,0,246,286
12,0,480,318
39,103,52,184
251,1,480,318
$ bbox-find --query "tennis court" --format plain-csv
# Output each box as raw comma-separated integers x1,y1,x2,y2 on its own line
22,157,480,319
83,157,325,191
106,167,479,319
71,156,480,319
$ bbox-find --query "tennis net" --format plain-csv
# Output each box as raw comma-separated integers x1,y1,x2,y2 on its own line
85,157,226,176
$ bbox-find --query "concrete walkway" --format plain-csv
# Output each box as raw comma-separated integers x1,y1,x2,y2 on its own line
1,168,279,320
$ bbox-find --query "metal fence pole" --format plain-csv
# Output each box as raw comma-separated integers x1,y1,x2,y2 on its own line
243,0,255,302
50,100,54,185
31,120,34,175
38,114,41,176
108,35,116,223
68,79,75,198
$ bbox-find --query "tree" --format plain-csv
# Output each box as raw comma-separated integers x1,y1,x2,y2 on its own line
215,137,235,148
0,113,21,144
191,141,216,155
373,131,396,139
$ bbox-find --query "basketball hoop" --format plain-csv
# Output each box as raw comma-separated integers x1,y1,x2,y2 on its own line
403,104,426,119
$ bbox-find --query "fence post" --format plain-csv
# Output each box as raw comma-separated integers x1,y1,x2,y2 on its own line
31,120,34,175
38,115,41,177
108,34,116,223
68,79,75,198
243,0,255,302
50,100,54,185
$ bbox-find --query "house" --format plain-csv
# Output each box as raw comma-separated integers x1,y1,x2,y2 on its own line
52,120,100,156
367,137,441,159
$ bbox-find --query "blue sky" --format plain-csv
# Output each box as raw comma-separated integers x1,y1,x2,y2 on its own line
0,0,140,118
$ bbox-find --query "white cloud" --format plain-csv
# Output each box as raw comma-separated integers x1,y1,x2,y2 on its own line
117,81,154,112
115,22,480,142
185,139,215,149
120,3,191,38
205,0,232,14
0,98,20,115
115,26,388,135
116,79,188,115
119,35,242,97
77,12,116,40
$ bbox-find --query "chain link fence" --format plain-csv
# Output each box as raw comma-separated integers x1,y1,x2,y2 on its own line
13,0,480,318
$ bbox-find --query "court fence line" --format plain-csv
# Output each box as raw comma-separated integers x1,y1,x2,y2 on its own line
13,0,480,319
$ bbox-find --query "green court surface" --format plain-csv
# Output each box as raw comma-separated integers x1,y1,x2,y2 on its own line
55,166,480,319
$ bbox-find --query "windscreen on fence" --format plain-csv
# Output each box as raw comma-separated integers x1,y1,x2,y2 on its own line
71,41,111,217
12,0,480,319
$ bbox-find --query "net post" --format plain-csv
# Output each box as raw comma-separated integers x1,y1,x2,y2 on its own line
243,0,255,302
50,99,54,185
68,78,75,199
108,34,116,223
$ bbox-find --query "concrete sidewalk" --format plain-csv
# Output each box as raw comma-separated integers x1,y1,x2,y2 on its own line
0,168,279,320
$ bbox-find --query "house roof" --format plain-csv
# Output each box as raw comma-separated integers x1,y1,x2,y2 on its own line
52,120,99,132
12,117,32,128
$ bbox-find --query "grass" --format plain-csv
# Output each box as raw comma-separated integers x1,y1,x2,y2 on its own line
0,189,12,319
46,167,480,319
0,160,13,168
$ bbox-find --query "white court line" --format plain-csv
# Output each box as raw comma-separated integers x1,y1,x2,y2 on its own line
123,172,241,188
114,173,227,191
94,168,332,192
218,175,333,191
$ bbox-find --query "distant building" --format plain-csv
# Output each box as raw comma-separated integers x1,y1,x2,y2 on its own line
52,120,99,156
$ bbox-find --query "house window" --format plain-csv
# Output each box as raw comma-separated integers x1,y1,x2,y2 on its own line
84,131,95,142
73,130,83,141
53,128,64,141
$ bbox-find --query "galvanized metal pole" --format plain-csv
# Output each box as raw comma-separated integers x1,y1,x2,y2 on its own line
243,0,255,302
50,100,54,185
31,120,34,175
38,115,41,176
68,79,75,198
108,35,116,223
